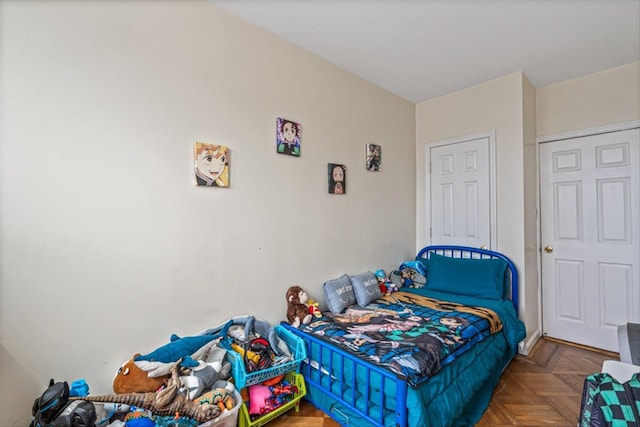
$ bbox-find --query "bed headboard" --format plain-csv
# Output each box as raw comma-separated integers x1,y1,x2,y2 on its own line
416,245,519,314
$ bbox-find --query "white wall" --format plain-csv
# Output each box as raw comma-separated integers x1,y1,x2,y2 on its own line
0,1,416,424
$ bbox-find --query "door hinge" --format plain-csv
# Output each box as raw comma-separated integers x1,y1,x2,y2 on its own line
429,227,432,237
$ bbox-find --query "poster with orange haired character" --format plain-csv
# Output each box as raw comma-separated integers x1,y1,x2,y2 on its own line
194,142,229,187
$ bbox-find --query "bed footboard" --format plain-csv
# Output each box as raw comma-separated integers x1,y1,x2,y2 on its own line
282,323,408,427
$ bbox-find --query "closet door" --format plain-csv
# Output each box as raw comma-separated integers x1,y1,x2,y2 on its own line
427,132,495,249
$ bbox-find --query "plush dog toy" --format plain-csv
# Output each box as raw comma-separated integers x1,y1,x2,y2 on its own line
286,286,313,328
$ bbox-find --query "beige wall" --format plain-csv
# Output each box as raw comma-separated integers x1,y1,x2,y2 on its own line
0,1,416,423
415,74,526,260
2,1,637,424
537,62,640,137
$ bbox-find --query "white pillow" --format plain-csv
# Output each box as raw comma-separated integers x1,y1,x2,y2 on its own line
323,274,356,313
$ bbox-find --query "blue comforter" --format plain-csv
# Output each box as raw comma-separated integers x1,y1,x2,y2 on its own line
298,290,522,388
407,287,526,359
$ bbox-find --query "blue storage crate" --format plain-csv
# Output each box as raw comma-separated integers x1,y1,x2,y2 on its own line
226,325,306,389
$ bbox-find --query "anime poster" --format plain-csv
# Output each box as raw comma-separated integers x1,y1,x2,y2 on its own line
366,143,381,171
194,142,229,187
328,163,346,194
276,117,301,157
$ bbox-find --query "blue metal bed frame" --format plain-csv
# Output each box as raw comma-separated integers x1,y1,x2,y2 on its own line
283,245,519,427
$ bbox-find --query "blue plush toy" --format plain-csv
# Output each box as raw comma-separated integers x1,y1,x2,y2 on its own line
389,261,427,289
134,323,230,368
124,410,155,427
69,378,89,397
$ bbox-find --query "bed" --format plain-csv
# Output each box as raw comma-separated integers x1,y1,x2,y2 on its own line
282,245,526,427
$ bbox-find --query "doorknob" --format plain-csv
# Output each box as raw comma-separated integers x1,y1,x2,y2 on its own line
544,246,553,253
480,245,487,250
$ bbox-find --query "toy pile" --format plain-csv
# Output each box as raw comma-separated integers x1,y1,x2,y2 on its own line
243,376,299,420
28,316,299,426
81,321,238,425
28,318,264,426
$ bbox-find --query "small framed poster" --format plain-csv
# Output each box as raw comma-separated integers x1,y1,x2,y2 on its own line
276,117,301,157
328,163,346,194
194,142,229,187
366,143,381,171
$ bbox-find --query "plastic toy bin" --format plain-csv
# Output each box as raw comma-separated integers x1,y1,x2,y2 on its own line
196,389,242,427
238,372,307,427
226,325,306,390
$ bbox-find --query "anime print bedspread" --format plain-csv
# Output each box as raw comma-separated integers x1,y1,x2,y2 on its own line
298,291,503,388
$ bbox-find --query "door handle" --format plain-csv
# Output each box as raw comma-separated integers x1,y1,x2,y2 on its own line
480,245,487,250
544,246,553,253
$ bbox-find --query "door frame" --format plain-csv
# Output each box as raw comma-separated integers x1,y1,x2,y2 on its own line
536,120,640,347
424,130,497,248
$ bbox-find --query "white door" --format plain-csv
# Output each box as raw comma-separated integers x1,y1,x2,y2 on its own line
427,133,495,249
540,128,640,352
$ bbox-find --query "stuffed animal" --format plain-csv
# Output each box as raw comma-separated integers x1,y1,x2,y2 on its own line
134,334,223,368
123,409,155,427
286,286,313,328
375,269,390,295
196,381,236,414
375,269,398,295
387,281,399,293
113,355,169,394
389,262,427,289
306,296,322,318
179,360,232,400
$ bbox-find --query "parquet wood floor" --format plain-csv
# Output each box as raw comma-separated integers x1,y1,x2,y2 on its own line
265,338,616,427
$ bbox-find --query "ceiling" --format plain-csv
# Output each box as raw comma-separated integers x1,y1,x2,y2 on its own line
211,0,640,103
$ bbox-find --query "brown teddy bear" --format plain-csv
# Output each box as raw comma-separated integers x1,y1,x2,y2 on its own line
286,285,313,328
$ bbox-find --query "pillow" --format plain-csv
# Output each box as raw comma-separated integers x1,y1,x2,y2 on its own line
350,271,382,307
323,274,356,313
426,253,508,299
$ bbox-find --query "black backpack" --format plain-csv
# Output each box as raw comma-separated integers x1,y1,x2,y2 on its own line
30,379,96,427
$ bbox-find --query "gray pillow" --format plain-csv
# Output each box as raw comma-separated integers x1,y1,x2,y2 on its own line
323,274,356,313
351,271,382,307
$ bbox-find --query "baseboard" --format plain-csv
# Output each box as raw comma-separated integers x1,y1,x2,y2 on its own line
518,329,541,356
